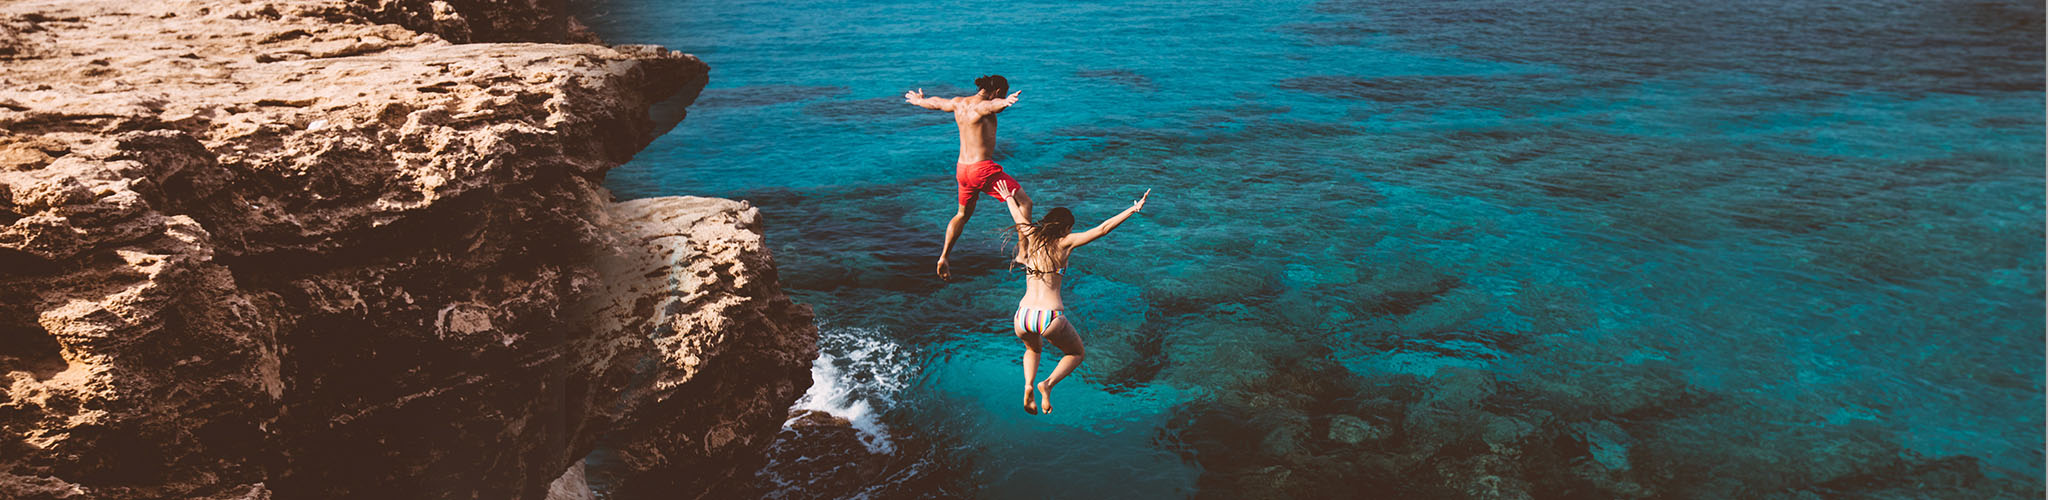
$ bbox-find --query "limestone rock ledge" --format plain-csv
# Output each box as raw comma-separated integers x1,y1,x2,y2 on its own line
0,1,814,499
586,197,818,498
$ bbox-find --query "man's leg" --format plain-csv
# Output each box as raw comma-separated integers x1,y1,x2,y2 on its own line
937,201,974,279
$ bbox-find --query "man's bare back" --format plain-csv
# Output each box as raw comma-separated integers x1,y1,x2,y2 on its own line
904,90,1020,164
904,75,1030,279
953,94,1006,164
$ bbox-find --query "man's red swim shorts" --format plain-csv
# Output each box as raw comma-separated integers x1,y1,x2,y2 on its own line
956,160,1023,206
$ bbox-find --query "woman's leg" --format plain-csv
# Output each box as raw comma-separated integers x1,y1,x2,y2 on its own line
1035,316,1085,414
1015,315,1042,414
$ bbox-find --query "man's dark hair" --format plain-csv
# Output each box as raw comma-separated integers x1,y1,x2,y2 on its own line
974,75,1009,98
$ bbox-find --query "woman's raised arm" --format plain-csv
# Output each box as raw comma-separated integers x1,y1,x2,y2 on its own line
993,182,1033,225
1064,189,1149,248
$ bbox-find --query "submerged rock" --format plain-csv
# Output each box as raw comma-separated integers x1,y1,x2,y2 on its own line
1571,420,1632,472
1325,414,1386,445
546,463,596,500
1258,418,1309,459
787,409,852,428
751,409,906,500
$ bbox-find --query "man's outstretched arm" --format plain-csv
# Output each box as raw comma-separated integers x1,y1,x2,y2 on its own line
905,89,956,111
971,91,1021,114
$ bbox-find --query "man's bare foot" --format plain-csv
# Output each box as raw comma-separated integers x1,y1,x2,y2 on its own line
1036,381,1054,414
1024,385,1040,415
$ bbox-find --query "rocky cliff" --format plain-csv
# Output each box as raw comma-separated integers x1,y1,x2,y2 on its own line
0,1,815,498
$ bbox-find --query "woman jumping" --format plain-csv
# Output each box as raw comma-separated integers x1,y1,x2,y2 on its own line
993,183,1149,414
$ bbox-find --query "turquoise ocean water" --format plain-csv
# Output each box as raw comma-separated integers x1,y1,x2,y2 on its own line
578,0,2044,497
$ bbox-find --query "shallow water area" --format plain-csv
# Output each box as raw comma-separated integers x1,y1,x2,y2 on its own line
580,0,2044,497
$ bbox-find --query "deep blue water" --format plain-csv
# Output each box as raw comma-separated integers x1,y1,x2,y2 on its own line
579,0,2044,497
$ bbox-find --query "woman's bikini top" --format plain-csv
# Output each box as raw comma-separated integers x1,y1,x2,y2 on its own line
1016,258,1066,277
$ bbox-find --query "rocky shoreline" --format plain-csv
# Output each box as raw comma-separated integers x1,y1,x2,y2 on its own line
0,1,815,498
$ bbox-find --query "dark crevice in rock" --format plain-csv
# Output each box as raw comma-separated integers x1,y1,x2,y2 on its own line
0,247,57,277
0,322,65,379
352,0,596,44
211,183,510,286
644,83,704,139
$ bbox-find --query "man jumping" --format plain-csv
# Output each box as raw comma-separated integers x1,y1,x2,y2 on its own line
905,74,1029,280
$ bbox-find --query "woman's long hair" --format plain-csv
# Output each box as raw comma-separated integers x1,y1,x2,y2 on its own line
1007,207,1074,276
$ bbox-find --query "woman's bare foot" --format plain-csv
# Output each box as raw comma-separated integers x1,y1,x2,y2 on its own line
1023,385,1040,415
1036,381,1054,414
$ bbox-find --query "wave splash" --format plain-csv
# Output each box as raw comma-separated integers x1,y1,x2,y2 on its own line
786,326,913,453
752,326,926,498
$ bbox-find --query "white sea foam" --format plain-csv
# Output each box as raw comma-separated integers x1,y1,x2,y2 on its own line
786,326,913,454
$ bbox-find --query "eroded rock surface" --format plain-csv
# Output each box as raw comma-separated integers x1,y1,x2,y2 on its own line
0,1,812,499
586,197,818,498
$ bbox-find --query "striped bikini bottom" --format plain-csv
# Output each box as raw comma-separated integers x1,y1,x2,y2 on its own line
1014,307,1065,335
